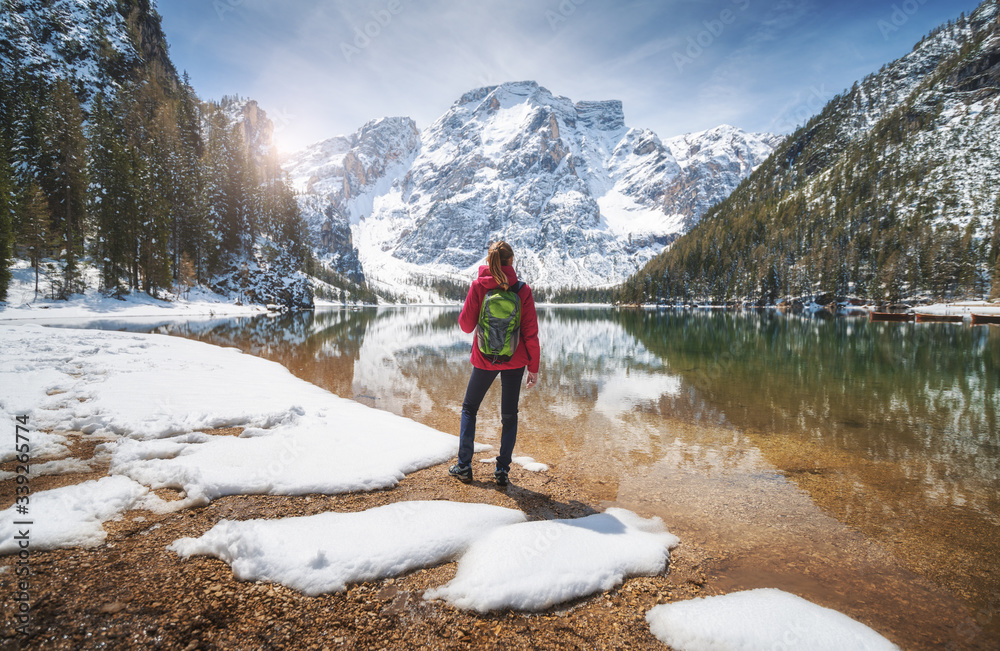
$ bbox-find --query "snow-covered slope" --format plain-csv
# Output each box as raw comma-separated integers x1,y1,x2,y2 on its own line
285,117,420,283
0,0,177,103
791,1,1000,241
831,4,993,144
664,126,786,228
620,0,1000,304
285,82,778,294
0,0,139,99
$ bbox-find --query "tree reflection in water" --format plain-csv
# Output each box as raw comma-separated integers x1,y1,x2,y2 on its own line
140,306,997,647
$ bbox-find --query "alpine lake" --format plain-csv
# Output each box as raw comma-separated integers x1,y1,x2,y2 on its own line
78,306,998,649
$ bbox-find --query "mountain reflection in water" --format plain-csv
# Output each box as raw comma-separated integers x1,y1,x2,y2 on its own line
117,306,998,648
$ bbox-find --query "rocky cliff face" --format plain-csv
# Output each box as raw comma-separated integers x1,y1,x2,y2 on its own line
285,82,778,293
219,97,279,170
284,117,420,282
664,126,786,229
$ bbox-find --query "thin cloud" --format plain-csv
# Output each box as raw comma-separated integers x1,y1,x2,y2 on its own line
157,0,985,151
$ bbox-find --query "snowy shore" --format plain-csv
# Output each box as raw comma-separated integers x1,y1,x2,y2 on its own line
0,260,272,323
909,300,1000,317
0,321,899,648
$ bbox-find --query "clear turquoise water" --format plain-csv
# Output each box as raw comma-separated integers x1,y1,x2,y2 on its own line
98,306,998,647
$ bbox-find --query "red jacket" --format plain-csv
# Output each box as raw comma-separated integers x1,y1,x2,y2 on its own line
459,265,540,373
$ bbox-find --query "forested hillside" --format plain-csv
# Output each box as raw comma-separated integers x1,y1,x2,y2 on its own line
0,0,312,308
618,1,1000,305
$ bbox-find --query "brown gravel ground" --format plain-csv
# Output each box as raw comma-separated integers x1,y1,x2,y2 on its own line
0,428,710,650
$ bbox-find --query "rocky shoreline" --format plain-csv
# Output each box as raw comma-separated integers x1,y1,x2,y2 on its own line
0,428,709,650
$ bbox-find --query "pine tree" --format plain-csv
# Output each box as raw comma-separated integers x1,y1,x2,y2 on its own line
174,72,206,282
260,163,308,267
88,91,133,295
201,107,232,274
959,218,981,299
113,74,174,295
990,196,1000,300
15,182,52,296
37,80,89,298
0,47,15,301
202,104,260,271
139,83,177,294
177,251,196,296
0,143,12,301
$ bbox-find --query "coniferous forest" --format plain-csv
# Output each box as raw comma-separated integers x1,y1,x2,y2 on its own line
617,11,1000,306
3,2,999,308
0,0,312,307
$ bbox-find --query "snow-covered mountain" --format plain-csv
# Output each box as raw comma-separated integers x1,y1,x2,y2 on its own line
284,82,778,293
285,117,420,282
621,0,1000,304
664,126,785,228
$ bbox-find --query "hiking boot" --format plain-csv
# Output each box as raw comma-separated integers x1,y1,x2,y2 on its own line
494,468,509,487
449,464,472,483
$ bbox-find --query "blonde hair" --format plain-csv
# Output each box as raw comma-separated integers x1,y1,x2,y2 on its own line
487,241,515,289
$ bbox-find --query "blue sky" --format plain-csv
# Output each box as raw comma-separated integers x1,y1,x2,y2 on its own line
156,0,984,152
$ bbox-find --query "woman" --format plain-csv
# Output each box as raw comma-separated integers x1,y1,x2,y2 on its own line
449,241,540,487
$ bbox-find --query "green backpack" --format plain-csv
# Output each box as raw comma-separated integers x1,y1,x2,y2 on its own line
476,281,525,364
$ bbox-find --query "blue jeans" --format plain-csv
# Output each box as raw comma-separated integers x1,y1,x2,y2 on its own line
457,366,525,472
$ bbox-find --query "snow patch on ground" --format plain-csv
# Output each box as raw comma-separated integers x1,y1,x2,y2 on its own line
0,456,98,480
912,301,1000,316
0,476,173,553
169,501,527,595
478,456,549,472
424,507,678,611
110,412,470,506
0,324,477,507
646,589,899,651
0,260,267,322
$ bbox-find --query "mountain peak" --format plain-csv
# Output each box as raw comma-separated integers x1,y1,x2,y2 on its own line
284,82,779,294
456,81,546,107
355,116,419,142
456,86,497,106
489,80,544,98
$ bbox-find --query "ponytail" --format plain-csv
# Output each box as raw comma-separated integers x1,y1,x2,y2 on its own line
487,241,514,290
